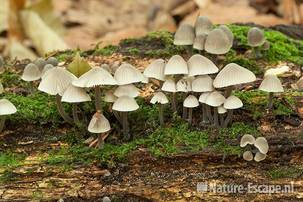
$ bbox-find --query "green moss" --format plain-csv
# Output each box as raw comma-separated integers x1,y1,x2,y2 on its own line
127,47,140,55
0,152,26,169
267,166,303,179
94,45,119,56
0,71,30,89
0,170,18,184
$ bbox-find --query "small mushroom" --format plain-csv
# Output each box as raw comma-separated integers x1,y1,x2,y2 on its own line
254,152,267,162
183,95,199,125
41,64,55,77
259,74,284,110
254,137,269,154
205,28,231,55
205,91,226,127
213,63,256,97
247,27,266,58
112,96,139,139
217,106,227,126
73,67,117,111
38,67,77,124
223,95,243,127
21,63,42,81
46,57,59,66
143,59,165,82
174,24,195,54
114,63,144,85
191,75,214,93
243,150,254,161
199,92,212,123
164,55,188,75
193,34,207,51
114,84,140,98
218,25,234,45
33,58,47,71
240,134,255,147
0,99,17,132
161,78,177,112
187,54,218,77
194,16,213,35
150,92,169,125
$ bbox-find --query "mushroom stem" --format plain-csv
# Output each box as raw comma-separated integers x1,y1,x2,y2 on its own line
159,104,164,126
171,92,177,113
220,114,225,127
224,86,233,97
213,107,219,127
253,47,262,59
182,93,188,119
0,117,6,133
55,94,73,124
122,112,130,138
223,110,233,127
96,134,104,149
188,108,193,125
268,92,274,110
206,105,213,123
202,104,208,123
113,110,123,125
72,104,80,124
94,86,102,112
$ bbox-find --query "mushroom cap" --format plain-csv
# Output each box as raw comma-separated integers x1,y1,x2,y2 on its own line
150,92,169,104
193,34,207,50
254,137,269,154
195,16,213,35
205,28,231,55
243,150,253,161
114,63,143,85
218,25,234,44
174,24,195,46
112,96,139,112
240,134,256,147
73,67,117,88
265,66,290,77
205,91,226,107
143,59,165,81
224,95,243,109
259,74,284,93
176,78,192,92
183,95,199,108
114,84,140,98
247,27,265,47
254,152,266,162
192,75,214,93
213,63,256,88
161,78,176,92
291,77,303,90
188,54,219,76
104,91,117,103
0,99,17,115
21,63,42,81
38,67,77,96
61,85,91,103
218,106,227,114
199,92,211,103
164,55,188,75
41,64,55,78
46,57,58,66
33,58,46,70
88,112,111,133
141,75,149,84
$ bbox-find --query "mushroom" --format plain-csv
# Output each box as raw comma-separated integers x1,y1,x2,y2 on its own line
193,34,207,52
73,67,117,111
150,92,169,125
164,55,188,113
243,150,254,161
259,74,284,110
205,91,226,127
247,27,266,58
38,67,77,124
21,63,42,81
218,25,234,45
112,96,139,139
61,85,91,124
46,57,59,66
205,28,232,55
173,24,195,54
240,134,255,147
187,54,219,77
199,92,212,123
33,58,47,71
183,95,199,125
213,63,256,97
0,99,17,132
254,152,267,162
223,95,243,127
88,111,111,148
194,16,213,35
41,64,55,77
114,84,140,98
161,78,177,112
217,106,227,126
143,59,165,82
254,137,269,155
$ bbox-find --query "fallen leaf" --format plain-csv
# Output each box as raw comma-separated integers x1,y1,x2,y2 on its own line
67,53,91,77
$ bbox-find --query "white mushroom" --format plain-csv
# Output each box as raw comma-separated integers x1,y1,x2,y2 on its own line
240,134,256,147
205,28,231,55
194,16,213,35
205,91,226,127
114,84,140,98
21,63,42,81
174,24,195,46
88,112,111,134
0,98,17,132
183,95,199,124
187,54,219,77
222,95,243,127
143,59,165,81
243,150,254,161
150,92,169,125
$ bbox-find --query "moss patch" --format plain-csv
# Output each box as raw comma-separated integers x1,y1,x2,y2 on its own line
267,166,303,179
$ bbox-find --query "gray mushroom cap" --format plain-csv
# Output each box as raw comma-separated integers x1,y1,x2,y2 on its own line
193,34,207,50
254,137,269,154
218,25,234,44
174,24,195,46
46,57,59,66
205,28,231,55
195,16,213,35
247,27,265,47
243,151,253,161
254,152,266,162
240,134,255,147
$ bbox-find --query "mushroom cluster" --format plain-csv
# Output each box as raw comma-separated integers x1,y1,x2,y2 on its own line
240,134,269,162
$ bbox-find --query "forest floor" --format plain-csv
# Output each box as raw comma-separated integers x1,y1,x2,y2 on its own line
1,25,303,201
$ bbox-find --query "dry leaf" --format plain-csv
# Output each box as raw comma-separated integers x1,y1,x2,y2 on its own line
20,10,68,56
67,52,92,77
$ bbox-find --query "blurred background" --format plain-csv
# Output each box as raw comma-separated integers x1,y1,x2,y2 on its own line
1,0,303,59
